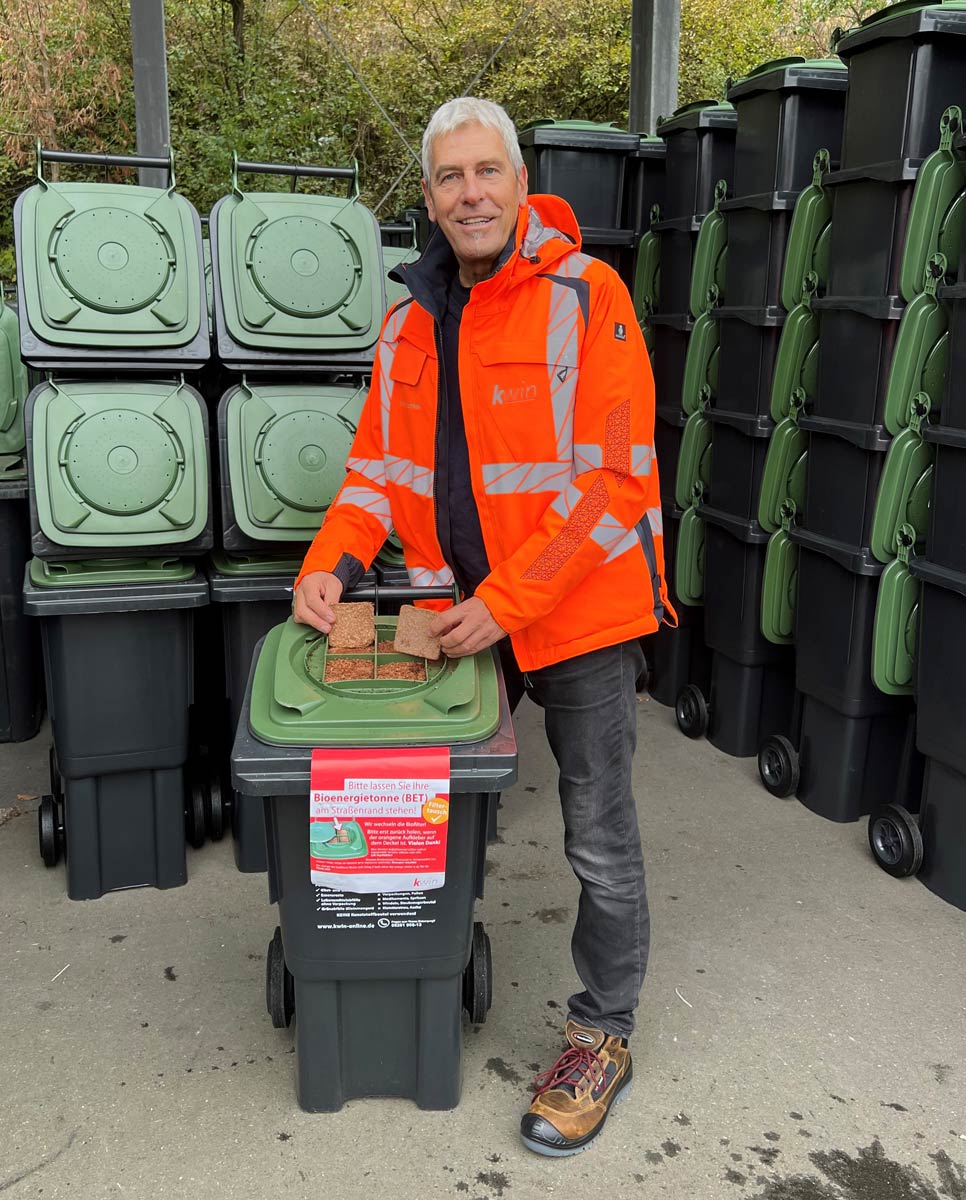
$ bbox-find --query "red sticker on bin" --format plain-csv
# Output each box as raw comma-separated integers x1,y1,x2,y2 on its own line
309,747,451,894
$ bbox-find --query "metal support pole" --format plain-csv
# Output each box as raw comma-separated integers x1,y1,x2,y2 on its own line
629,0,680,135
131,0,171,188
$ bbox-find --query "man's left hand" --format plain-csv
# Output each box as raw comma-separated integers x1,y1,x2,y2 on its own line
429,597,506,658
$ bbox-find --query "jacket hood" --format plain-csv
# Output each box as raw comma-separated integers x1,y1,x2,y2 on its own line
391,194,583,320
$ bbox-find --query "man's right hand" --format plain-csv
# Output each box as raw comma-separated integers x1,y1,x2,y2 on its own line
293,571,344,633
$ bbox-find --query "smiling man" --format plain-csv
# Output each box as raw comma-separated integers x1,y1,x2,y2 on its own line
293,96,671,1156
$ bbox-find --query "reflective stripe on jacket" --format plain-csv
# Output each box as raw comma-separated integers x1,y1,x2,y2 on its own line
297,194,673,671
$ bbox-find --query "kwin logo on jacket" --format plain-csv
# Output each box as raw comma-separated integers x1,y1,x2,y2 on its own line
614,322,627,341
492,381,538,405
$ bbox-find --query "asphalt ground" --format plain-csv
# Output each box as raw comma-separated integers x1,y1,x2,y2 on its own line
1,699,964,1200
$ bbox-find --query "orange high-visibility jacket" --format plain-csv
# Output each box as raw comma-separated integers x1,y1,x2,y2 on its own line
297,194,673,671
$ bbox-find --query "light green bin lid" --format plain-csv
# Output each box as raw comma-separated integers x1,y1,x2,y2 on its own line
674,410,713,510
0,303,28,456
681,313,719,415
883,258,949,434
17,179,204,349
761,522,799,645
382,244,419,309
222,380,366,543
900,107,966,300
29,556,195,587
248,617,501,746
213,190,384,353
29,378,209,552
780,151,832,311
872,547,920,696
758,416,808,533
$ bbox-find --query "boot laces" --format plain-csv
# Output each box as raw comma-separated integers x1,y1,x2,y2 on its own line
532,1046,606,1097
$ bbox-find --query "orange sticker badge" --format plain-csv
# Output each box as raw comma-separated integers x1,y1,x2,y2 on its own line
422,795,450,825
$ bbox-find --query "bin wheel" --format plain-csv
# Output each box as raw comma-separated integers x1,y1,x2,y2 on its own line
38,795,63,868
675,684,709,739
266,927,295,1029
205,772,229,843
758,735,800,798
48,745,63,801
463,921,492,1025
869,805,923,878
185,779,207,849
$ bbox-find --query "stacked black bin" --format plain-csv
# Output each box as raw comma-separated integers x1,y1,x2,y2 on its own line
673,60,848,756
759,3,966,824
866,126,966,910
518,119,643,286
14,147,214,898
206,158,387,872
647,102,737,707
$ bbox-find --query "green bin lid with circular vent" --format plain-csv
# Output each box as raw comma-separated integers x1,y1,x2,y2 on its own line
27,378,210,556
212,190,385,357
0,303,28,456
248,616,501,746
15,180,206,362
219,380,366,549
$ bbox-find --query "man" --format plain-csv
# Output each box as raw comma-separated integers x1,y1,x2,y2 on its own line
293,96,671,1156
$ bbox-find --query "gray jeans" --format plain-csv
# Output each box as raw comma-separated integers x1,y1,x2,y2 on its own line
500,638,650,1039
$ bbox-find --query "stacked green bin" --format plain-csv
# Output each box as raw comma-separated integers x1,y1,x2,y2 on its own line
212,378,374,871
647,102,737,707
207,157,389,869
672,60,847,757
232,614,517,1110
756,8,966,822
867,127,966,908
210,158,386,372
13,147,214,897
518,119,641,285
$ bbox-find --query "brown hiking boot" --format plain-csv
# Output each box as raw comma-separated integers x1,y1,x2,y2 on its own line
520,1020,633,1156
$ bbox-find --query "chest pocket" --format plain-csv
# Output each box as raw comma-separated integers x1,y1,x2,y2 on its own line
389,339,430,387
475,342,579,458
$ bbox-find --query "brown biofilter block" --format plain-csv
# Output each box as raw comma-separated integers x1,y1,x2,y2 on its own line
328,602,376,650
377,639,396,653
394,605,443,661
324,659,374,682
376,661,427,681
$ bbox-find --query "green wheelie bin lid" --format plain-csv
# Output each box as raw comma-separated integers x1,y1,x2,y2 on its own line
29,555,196,587
758,413,808,533
219,380,366,547
15,172,206,362
770,289,819,421
872,534,920,695
681,314,719,415
209,549,303,577
248,617,501,746
212,184,384,356
674,497,705,606
27,378,210,556
884,256,949,433
382,243,419,309
675,409,713,510
780,151,832,310
689,182,728,318
633,228,661,318
870,401,935,561
761,514,799,645
0,303,28,456
376,529,406,569
900,107,966,299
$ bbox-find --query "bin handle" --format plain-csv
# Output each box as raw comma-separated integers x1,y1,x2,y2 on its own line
230,152,359,200
36,141,176,189
341,582,460,606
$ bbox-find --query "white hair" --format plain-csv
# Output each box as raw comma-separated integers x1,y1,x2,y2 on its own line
421,97,524,182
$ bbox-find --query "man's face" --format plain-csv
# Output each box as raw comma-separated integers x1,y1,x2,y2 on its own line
421,121,528,284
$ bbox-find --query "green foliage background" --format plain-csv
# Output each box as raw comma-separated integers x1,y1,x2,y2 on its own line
0,0,878,278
